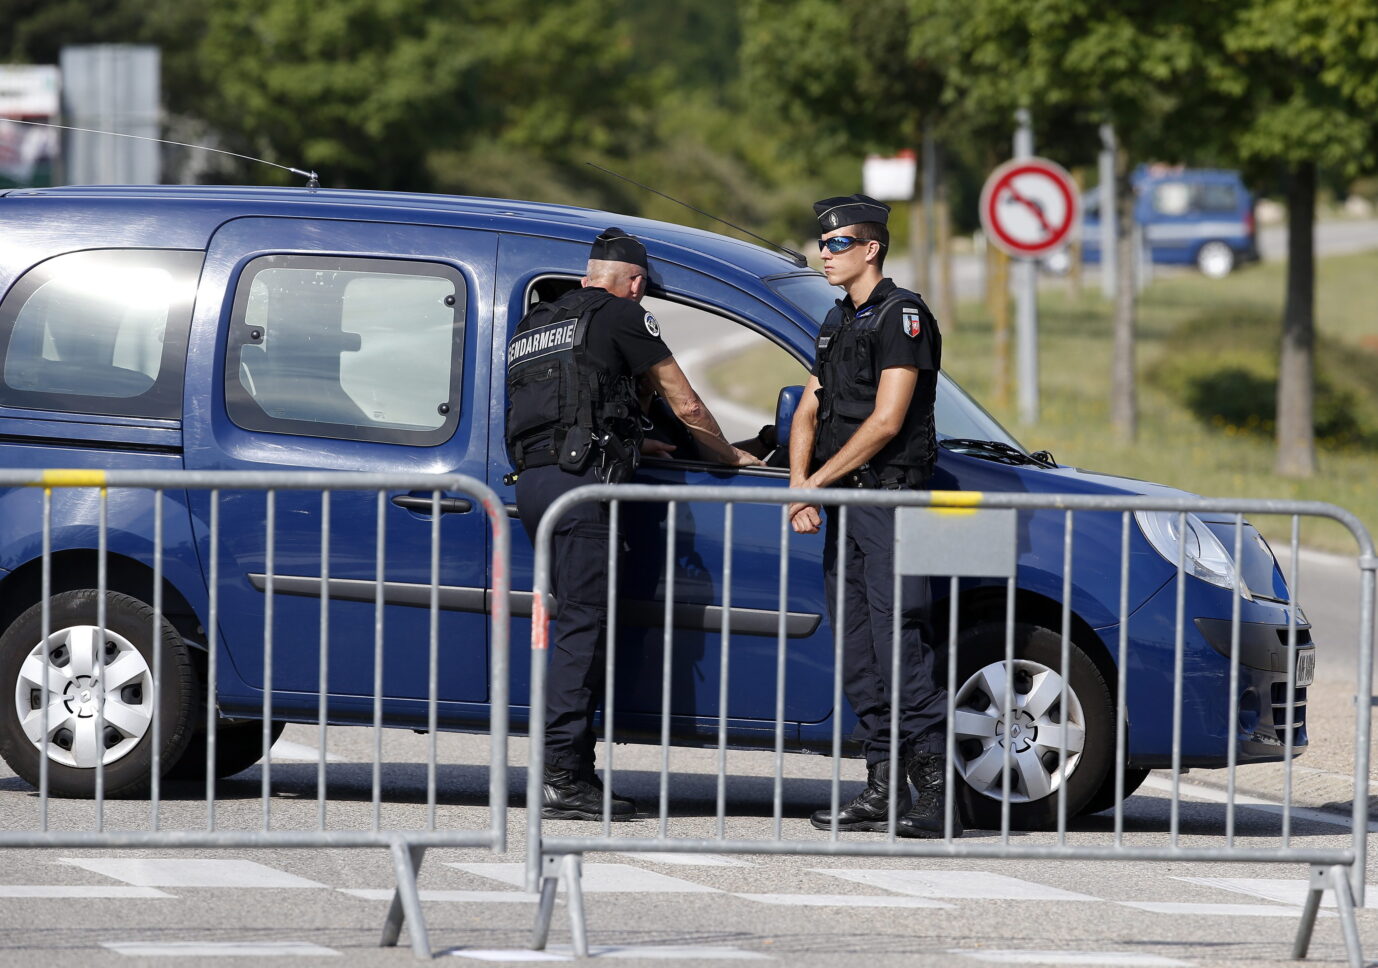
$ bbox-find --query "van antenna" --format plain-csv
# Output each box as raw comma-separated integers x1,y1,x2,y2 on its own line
586,161,806,268
2,118,320,189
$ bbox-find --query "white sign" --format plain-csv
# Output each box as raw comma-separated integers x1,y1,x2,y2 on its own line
862,151,917,201
0,120,57,184
979,157,1080,258
0,65,60,118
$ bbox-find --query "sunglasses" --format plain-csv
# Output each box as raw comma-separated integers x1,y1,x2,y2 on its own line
818,235,875,254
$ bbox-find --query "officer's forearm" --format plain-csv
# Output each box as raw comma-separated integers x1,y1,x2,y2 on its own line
804,417,899,489
789,411,817,487
673,397,738,463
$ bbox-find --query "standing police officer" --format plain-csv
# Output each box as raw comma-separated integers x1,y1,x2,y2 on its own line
507,228,757,820
787,195,959,839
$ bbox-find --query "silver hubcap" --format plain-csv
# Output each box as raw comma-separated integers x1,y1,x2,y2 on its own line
1198,242,1233,278
13,626,153,768
953,659,1087,803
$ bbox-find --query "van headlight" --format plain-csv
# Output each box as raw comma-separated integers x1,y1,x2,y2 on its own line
1134,510,1249,598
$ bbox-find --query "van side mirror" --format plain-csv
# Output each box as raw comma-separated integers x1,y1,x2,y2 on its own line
775,385,803,453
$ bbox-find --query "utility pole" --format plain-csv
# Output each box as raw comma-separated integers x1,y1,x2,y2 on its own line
1013,109,1039,425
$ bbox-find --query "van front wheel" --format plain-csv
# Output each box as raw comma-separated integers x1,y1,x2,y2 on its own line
952,622,1115,831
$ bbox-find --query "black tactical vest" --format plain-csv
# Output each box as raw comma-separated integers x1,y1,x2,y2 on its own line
504,288,642,477
813,286,939,485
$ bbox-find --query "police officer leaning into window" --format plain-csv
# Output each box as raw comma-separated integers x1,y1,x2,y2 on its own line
787,195,960,839
506,228,760,820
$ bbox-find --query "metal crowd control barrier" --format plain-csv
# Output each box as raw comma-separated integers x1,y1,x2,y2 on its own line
0,470,510,960
527,483,1376,966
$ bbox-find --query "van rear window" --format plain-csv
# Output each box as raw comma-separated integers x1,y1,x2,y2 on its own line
0,248,201,419
224,254,464,446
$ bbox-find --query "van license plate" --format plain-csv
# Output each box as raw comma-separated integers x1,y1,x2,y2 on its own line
1295,649,1315,687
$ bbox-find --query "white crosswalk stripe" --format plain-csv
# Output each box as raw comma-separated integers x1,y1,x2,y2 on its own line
59,857,326,889
812,868,1098,901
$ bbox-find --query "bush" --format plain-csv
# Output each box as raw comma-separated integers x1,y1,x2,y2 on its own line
1147,307,1378,449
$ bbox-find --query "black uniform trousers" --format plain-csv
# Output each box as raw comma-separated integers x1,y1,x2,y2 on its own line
516,464,611,773
823,502,947,766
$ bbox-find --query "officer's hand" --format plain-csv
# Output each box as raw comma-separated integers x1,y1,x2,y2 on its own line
730,446,764,467
641,439,677,457
789,502,822,534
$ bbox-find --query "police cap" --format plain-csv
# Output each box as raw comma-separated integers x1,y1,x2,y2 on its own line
589,227,648,269
814,194,891,232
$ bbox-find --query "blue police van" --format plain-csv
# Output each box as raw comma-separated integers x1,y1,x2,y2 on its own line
1081,167,1260,278
0,185,1310,829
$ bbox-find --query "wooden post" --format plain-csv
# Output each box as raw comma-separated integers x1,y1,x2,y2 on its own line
991,246,1012,409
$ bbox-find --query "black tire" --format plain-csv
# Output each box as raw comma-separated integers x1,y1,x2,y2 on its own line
167,720,287,780
1079,766,1151,817
952,621,1115,831
0,590,196,798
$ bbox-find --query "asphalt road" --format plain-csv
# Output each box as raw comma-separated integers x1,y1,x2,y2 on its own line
2,719,1374,967
3,540,1376,968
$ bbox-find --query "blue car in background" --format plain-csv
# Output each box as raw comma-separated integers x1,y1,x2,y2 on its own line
1081,167,1260,278
0,185,1310,830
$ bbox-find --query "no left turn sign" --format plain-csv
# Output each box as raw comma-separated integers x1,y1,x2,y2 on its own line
979,157,1080,258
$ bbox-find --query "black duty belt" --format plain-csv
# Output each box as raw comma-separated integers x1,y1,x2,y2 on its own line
835,466,915,490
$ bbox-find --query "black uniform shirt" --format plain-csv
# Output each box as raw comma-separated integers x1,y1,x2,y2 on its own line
810,277,943,480
578,287,672,378
810,277,940,378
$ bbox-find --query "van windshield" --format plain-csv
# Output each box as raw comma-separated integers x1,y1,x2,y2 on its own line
768,273,1029,453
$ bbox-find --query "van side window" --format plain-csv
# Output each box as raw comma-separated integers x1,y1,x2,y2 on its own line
0,248,201,419
224,255,464,445
1194,183,1240,214
1150,182,1191,216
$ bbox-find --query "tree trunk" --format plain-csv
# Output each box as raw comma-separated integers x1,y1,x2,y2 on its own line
935,141,956,329
909,146,929,294
1275,161,1317,477
1068,169,1084,299
1110,141,1137,440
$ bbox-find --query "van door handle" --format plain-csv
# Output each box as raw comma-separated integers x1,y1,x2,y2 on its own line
391,494,473,515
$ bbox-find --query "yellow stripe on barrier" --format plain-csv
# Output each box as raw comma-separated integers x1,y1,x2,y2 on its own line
929,490,983,516
38,470,107,488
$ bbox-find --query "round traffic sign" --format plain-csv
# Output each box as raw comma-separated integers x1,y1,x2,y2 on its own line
979,158,1080,258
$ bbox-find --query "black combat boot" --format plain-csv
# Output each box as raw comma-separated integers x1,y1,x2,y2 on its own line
809,760,913,832
897,750,963,839
542,765,635,821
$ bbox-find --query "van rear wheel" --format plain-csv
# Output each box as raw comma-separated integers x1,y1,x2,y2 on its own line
0,590,196,798
1197,241,1236,278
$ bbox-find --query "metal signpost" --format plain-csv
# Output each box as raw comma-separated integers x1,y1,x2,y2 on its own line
978,124,1080,425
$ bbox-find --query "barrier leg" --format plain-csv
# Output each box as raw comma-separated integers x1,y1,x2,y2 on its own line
381,843,431,959
1293,865,1327,959
563,854,588,958
532,855,561,950
1329,864,1364,968
530,853,587,956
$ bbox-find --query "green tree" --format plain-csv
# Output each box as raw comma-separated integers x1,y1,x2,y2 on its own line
1218,0,1378,477
925,0,1231,440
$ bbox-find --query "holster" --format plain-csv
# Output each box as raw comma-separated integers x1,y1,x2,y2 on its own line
558,426,595,473
595,431,639,484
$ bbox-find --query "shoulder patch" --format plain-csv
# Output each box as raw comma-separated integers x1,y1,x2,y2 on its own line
901,307,922,338
643,311,660,337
